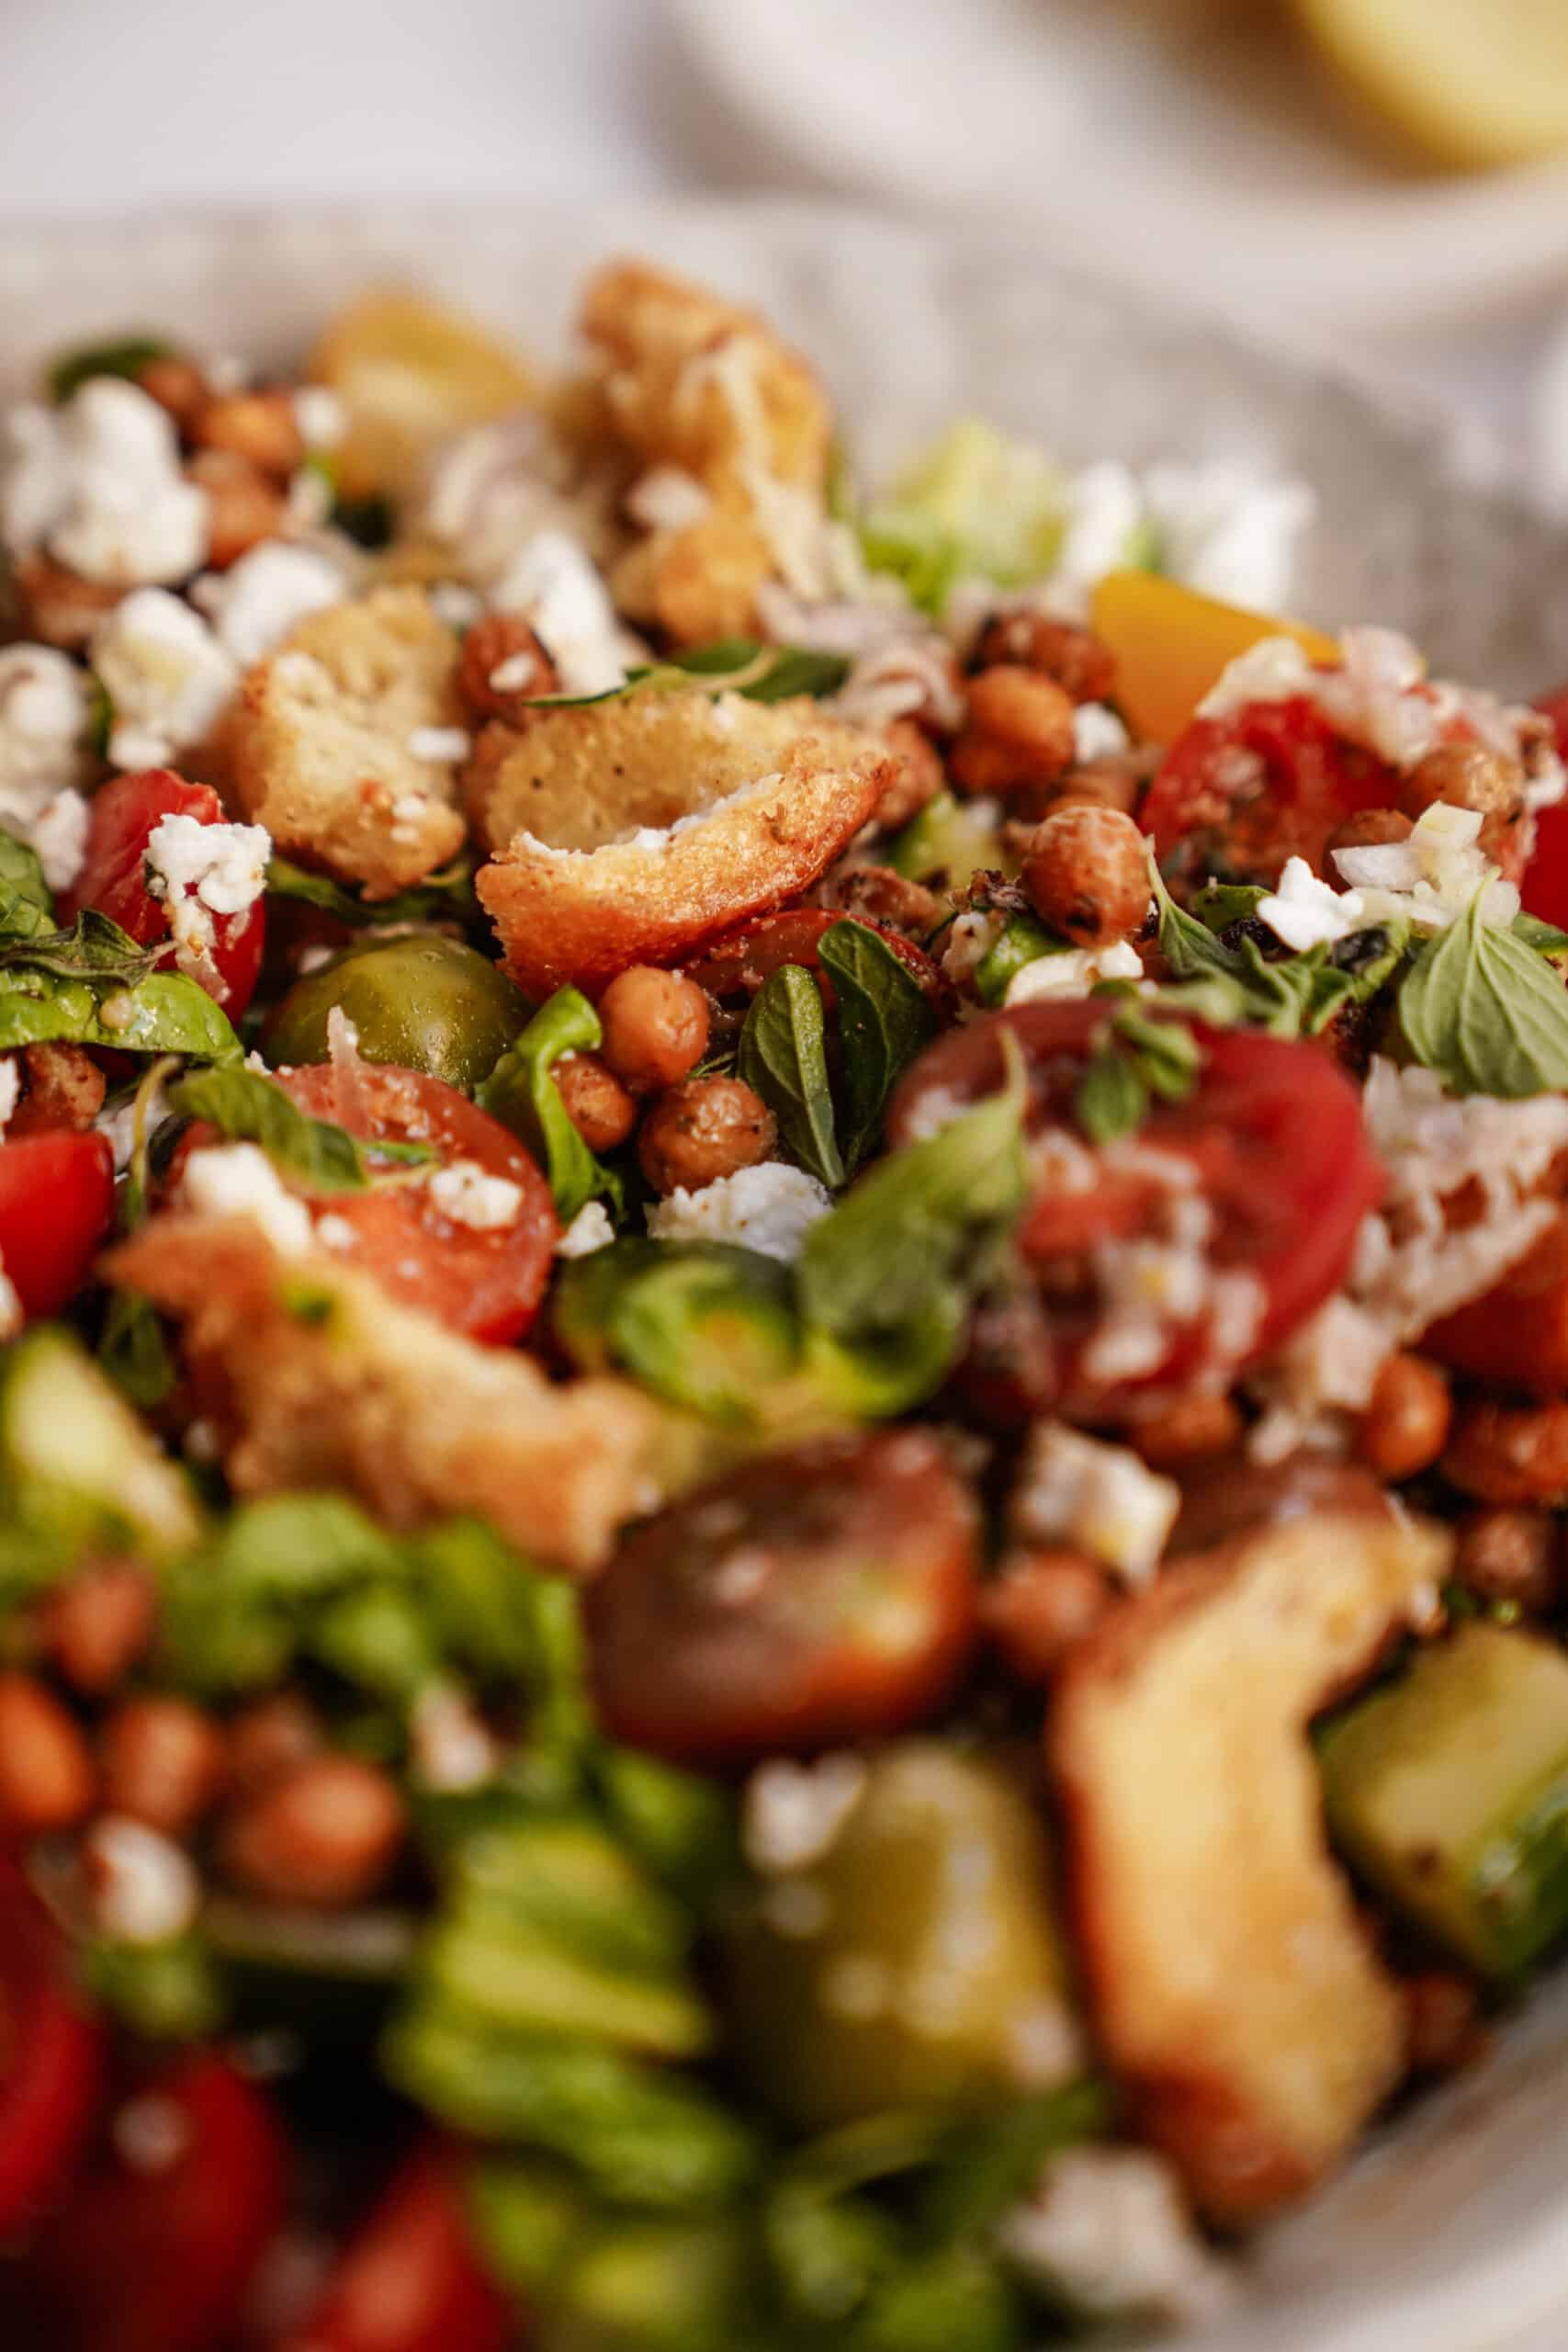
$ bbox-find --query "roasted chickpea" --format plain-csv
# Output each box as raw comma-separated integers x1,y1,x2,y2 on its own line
822,864,940,939
1132,1393,1243,1471
877,718,946,831
222,1754,404,1908
1021,803,1151,945
599,967,711,1095
185,448,287,570
8,1043,107,1137
979,1548,1111,1683
1400,742,1525,868
191,389,304,479
11,551,119,651
1403,1971,1486,2079
457,612,558,724
950,665,1077,799
0,1673,95,1835
637,1076,776,1195
1357,1353,1451,1483
226,1691,323,1799
43,1560,157,1696
1452,1508,1561,1614
136,356,210,433
555,1051,637,1152
99,1696,226,1837
1325,808,1412,860
973,612,1116,705
1444,1398,1568,1506
1042,759,1141,819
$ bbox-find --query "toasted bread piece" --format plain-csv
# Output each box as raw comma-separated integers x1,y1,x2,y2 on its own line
1049,1503,1450,2224
469,687,890,997
228,585,467,900
105,1219,662,1573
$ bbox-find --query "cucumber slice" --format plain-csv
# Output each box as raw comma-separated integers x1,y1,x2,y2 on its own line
1,1326,202,1556
886,793,1016,897
1320,1623,1568,1977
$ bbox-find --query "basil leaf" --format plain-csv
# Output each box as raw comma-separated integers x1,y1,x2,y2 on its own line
0,922,242,1059
738,646,853,704
818,918,936,1170
1513,910,1568,957
519,640,852,716
0,908,158,983
739,964,844,1190
265,854,476,930
1153,863,1247,986
1074,1047,1146,1144
0,828,55,942
166,1064,423,1193
477,988,622,1224
47,334,173,403
1190,879,1269,933
97,1058,179,1409
1400,891,1568,1098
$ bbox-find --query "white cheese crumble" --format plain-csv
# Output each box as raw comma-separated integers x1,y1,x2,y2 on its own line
0,1059,17,1137
0,1261,21,1344
314,1214,359,1253
557,1200,615,1258
84,1815,202,1945
291,387,345,450
0,644,96,843
406,726,471,764
940,909,1006,989
646,1163,831,1262
1257,854,1365,953
192,541,346,670
491,529,630,696
743,1754,868,1875
429,581,485,632
1010,1422,1179,1586
428,1159,525,1231
1072,701,1130,764
142,810,270,985
1332,800,1519,933
624,466,713,533
90,588,239,771
180,1142,313,1255
3,379,208,587
30,790,91,892
422,412,612,590
410,1681,500,1792
1004,938,1144,1005
998,2146,1234,2327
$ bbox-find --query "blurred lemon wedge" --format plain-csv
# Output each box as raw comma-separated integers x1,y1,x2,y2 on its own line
1292,0,1568,169
310,292,536,503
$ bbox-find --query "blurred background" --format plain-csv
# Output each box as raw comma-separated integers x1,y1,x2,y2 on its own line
5,0,1568,495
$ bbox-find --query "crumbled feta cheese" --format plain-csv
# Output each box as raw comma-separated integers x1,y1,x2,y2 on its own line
1072,701,1130,764
192,541,346,669
181,1142,313,1255
428,581,485,632
646,1163,831,1262
897,1083,972,1146
291,387,345,450
422,413,611,589
406,726,471,763
143,809,270,984
84,1815,201,1945
743,1754,867,1874
1004,938,1144,1004
1257,854,1365,952
3,379,208,587
428,1159,525,1231
624,466,713,533
29,789,90,892
90,588,238,771
0,643,96,841
940,909,1006,989
1047,462,1145,620
0,1059,17,1137
557,1201,615,1258
491,530,629,696
410,1681,500,1792
1011,1422,1179,1586
1332,800,1518,933
314,1214,359,1253
998,2145,1234,2327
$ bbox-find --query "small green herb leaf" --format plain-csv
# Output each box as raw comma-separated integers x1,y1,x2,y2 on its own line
739,964,845,1190
1513,910,1568,956
0,911,243,1061
165,1064,431,1193
1400,891,1568,1098
477,989,623,1224
519,640,852,715
0,829,55,942
47,334,173,403
818,919,937,1170
1074,1047,1145,1144
265,854,477,930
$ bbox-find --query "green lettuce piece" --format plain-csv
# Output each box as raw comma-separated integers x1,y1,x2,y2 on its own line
859,420,1068,613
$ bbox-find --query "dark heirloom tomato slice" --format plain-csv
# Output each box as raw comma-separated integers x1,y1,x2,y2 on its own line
0,1854,106,2236
280,2143,513,2352
1141,695,1399,891
1524,685,1568,932
0,1129,114,1320
685,908,942,1009
889,1001,1383,1411
273,1063,558,1345
61,769,266,1015
12,2053,287,2352
585,1431,980,1766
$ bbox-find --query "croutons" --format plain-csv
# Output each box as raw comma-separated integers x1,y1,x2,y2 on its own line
104,1219,665,1573
468,687,890,997
1049,1501,1450,2224
227,585,468,900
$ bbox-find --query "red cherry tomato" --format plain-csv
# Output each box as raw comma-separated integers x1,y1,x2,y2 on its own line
685,908,942,1009
585,1430,980,1765
1524,686,1568,932
0,1854,107,2237
13,2052,288,2352
280,2143,513,2352
1141,696,1399,893
889,1001,1383,1412
0,1129,114,1319
61,769,266,1015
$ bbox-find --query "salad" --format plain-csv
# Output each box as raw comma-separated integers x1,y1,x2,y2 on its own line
1,258,1567,2350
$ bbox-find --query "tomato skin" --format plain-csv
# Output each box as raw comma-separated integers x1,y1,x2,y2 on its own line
0,1854,107,2237
281,2143,513,2352
1523,687,1568,931
685,908,942,1009
0,1130,114,1319
1142,696,1398,891
585,1431,980,1766
61,769,266,1014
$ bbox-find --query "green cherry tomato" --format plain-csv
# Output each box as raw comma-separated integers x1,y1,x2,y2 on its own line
265,935,529,1092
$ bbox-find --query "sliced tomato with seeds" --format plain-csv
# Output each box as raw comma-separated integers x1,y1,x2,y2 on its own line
1524,685,1568,932
280,2142,513,2352
0,1853,107,2237
685,908,941,1010
585,1430,980,1766
0,1129,114,1320
61,769,267,1015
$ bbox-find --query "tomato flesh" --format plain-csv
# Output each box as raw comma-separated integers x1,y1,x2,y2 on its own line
0,1854,107,2237
1524,686,1568,932
685,908,941,1009
585,1431,980,1765
1141,696,1399,892
61,769,266,1015
0,1130,114,1321
285,2143,513,2352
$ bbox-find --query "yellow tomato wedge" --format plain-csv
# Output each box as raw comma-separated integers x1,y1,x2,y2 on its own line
1290,0,1568,171
1090,571,1338,749
310,290,536,502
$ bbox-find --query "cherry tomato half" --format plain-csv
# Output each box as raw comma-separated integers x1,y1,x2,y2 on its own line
0,1129,114,1320
1141,695,1398,893
685,908,942,1010
280,2143,513,2352
0,1853,107,2237
13,2052,288,2352
585,1430,980,1766
61,769,266,1015
889,1001,1383,1412
1524,685,1568,933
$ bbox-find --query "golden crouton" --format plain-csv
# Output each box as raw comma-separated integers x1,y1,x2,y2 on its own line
467,687,890,997
1049,1501,1451,2224
228,585,468,900
105,1219,664,1574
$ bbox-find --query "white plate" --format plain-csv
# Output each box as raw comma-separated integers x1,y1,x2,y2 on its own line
672,0,1568,338
5,195,1568,2350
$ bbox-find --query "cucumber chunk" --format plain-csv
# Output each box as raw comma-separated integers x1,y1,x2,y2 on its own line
0,1326,202,1556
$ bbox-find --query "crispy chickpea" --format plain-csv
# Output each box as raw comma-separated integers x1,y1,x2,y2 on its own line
878,718,945,831
221,1754,404,1908
186,448,287,570
1403,1971,1486,2079
950,664,1077,800
1132,1393,1243,1471
1043,758,1142,819
822,864,940,938
8,1043,107,1137
1400,742,1525,868
0,1673,95,1835
973,612,1116,705
1357,1353,1452,1482
555,1051,637,1152
1325,808,1412,860
1021,803,1151,946
99,1696,226,1837
637,1076,776,1196
226,1691,323,1799
1444,1398,1568,1506
979,1548,1111,1683
191,389,304,480
43,1560,157,1696
457,612,558,724
1452,1508,1561,1614
136,356,210,433
11,551,119,651
599,967,711,1095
